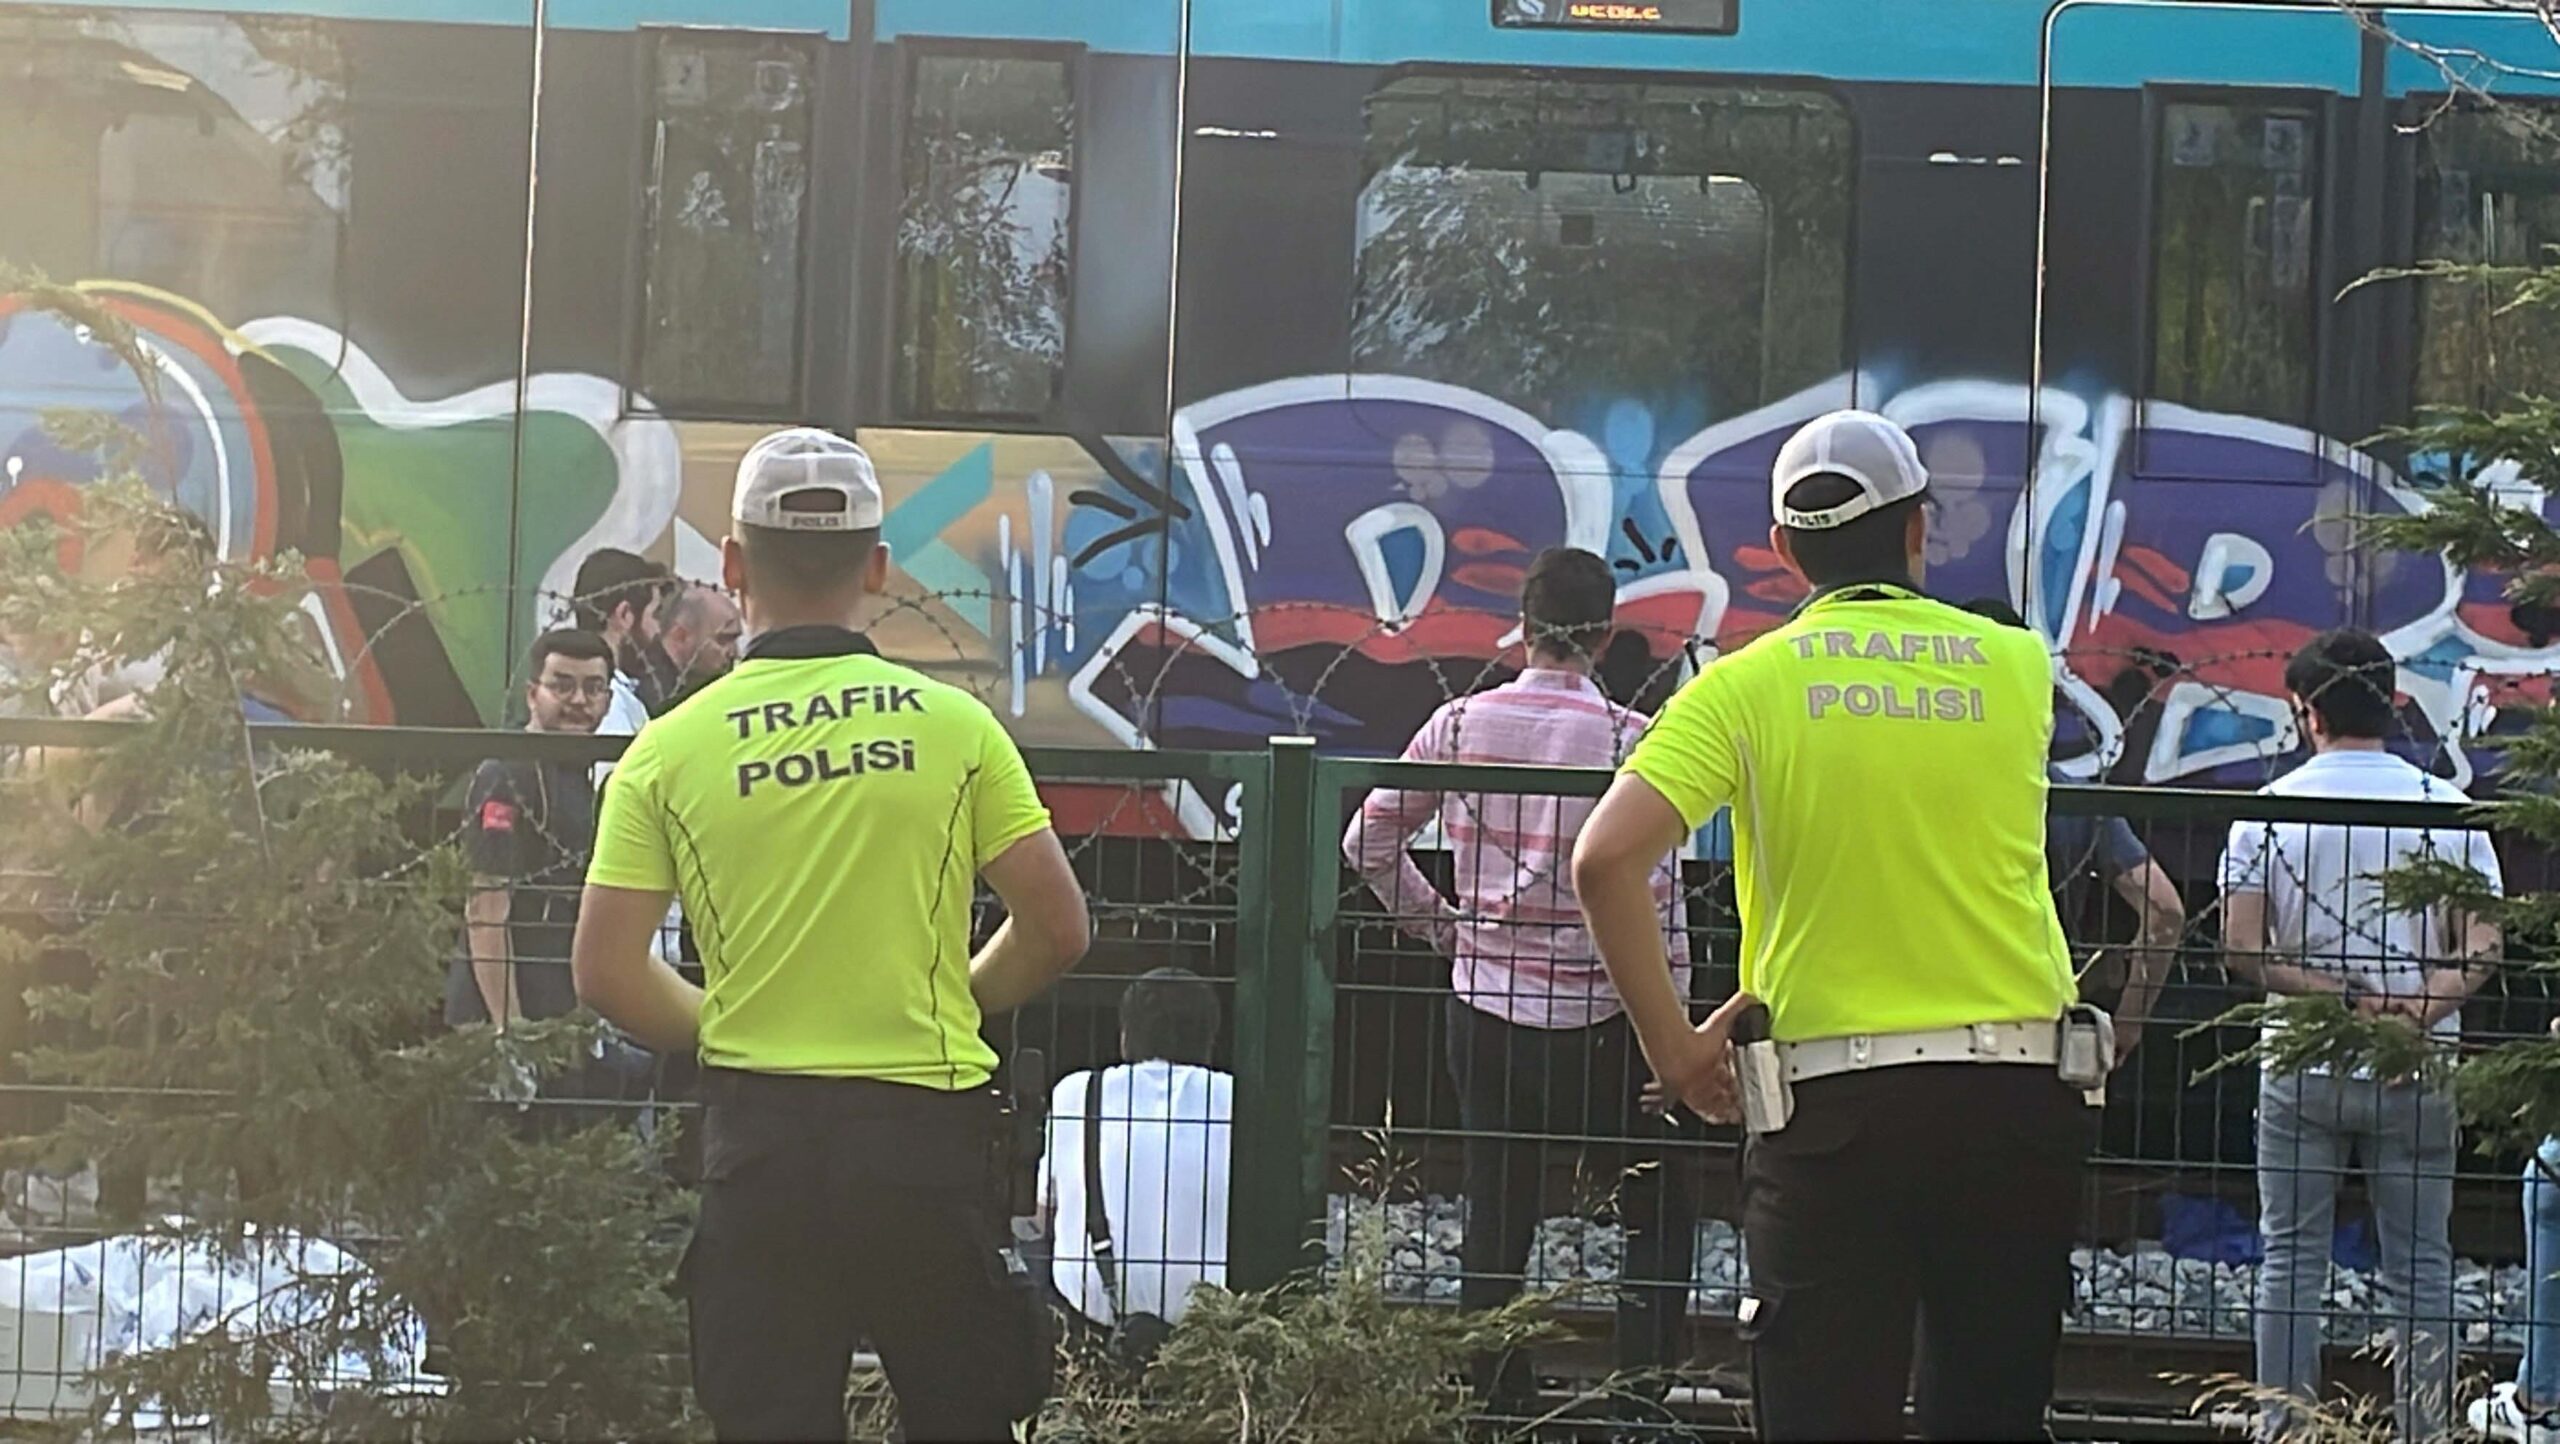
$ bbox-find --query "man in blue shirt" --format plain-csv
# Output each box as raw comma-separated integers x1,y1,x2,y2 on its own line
1965,598,2181,1062
2044,769,2182,1061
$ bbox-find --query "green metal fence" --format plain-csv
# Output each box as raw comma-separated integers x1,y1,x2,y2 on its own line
0,717,2532,1437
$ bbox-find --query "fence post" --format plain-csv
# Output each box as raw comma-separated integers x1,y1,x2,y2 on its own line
1231,735,1334,1291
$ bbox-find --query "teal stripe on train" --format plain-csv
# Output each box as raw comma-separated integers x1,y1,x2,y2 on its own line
8,0,850,39
32,0,2560,96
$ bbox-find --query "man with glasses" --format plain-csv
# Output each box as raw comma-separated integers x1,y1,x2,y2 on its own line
449,629,616,1029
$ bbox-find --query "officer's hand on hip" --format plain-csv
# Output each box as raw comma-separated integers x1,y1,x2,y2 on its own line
1654,991,1760,1126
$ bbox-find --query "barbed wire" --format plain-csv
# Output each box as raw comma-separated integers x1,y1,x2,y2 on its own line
9,548,2549,976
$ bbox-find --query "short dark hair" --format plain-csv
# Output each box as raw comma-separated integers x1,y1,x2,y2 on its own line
1520,547,1614,660
736,521,880,599
1779,474,1922,589
1120,967,1221,1067
658,582,727,632
527,627,613,679
571,548,669,632
2284,628,2397,741
1596,629,1679,714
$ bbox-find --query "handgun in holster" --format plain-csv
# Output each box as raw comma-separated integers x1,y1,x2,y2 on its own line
1733,1001,1794,1136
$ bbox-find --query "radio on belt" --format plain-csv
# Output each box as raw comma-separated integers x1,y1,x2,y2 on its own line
2056,1003,2115,1091
1733,1001,1793,1135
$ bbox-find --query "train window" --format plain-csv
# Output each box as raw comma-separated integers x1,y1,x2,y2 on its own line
0,10,348,323
1354,75,1851,427
2413,107,2560,409
2149,100,2319,422
636,32,815,415
894,51,1074,422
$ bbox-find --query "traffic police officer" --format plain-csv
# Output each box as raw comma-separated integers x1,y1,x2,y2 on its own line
1571,411,2091,1442
573,427,1091,1443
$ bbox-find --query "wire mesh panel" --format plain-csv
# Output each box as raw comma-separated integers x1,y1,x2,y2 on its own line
1318,753,2543,1440
0,719,619,1433
1327,752,1743,1438
985,749,1256,1357
2051,784,2545,1441
5,711,2556,1441
0,719,1265,1435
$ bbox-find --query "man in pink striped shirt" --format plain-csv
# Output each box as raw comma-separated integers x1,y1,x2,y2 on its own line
1343,548,1698,1410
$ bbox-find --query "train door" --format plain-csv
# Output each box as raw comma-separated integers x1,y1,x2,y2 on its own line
2035,1,2371,789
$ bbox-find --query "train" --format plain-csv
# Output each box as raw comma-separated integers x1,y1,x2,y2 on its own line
3,0,2558,808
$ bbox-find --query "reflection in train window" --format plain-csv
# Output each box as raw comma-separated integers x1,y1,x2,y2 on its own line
637,31,816,415
895,51,1074,423
1354,74,1852,430
0,9,348,323
2414,106,2560,410
2149,100,2320,423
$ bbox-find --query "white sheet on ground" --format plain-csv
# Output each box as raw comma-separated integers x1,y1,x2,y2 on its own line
0,1220,446,1427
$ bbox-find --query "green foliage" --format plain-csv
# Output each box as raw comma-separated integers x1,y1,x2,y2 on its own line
2350,246,2560,620
894,55,1071,416
2352,394,2560,613
2452,1036,2560,1160
2204,997,2450,1093
0,265,154,404
2212,211,2560,1348
1031,1134,1583,1444
0,435,691,1433
2352,249,2560,328
1039,1205,1562,1444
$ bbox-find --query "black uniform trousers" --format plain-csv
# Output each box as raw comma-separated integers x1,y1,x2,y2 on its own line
1740,1063,2092,1442
1444,996,1700,1406
683,1068,1043,1443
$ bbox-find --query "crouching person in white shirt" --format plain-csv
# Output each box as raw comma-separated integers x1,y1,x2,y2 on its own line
1040,967,1233,1349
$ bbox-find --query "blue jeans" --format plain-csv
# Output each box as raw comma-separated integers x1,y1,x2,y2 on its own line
2523,1138,2560,1409
2255,1071,2458,1443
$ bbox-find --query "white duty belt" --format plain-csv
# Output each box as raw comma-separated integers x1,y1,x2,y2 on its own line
1778,1019,2059,1085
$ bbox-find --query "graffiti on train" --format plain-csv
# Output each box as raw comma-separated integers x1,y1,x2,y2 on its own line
885,371,2552,794
0,283,691,727
2,287,2549,784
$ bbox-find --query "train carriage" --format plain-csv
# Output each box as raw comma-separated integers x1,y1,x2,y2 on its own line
1,0,2554,789
11,5,2560,1408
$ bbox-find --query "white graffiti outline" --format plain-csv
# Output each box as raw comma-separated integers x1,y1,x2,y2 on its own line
237,317,683,635
1071,374,1633,750
1064,603,1257,839
1344,501,1446,628
133,333,238,559
2191,532,2275,619
2146,679,2301,781
1653,371,1858,650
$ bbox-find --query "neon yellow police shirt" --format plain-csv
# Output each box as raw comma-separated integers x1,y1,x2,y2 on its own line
586,634,1052,1088
1622,587,2072,1043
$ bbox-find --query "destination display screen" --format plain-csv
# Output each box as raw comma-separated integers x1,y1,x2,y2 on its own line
1493,0,1737,35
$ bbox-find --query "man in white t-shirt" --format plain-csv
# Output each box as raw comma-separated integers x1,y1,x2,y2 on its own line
2220,628,2503,1444
1040,967,1232,1330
